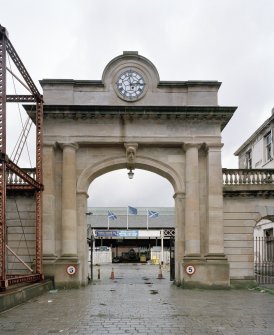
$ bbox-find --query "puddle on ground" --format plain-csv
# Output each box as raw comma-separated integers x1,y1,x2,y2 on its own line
149,290,158,295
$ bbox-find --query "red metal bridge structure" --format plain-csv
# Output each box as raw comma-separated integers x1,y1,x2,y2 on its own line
0,25,44,291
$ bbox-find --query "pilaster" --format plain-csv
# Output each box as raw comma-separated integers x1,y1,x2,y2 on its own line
42,143,57,259
184,143,201,256
173,192,185,284
77,191,89,286
206,144,225,256
60,143,78,258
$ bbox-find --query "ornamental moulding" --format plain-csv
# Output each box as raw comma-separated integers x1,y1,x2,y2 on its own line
25,105,236,130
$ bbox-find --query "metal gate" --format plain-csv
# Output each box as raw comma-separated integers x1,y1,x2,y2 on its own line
169,237,175,281
254,236,274,285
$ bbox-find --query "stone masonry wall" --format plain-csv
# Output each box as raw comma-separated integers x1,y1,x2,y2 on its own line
223,196,274,282
6,193,36,274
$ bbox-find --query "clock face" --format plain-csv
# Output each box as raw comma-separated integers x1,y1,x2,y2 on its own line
116,70,145,101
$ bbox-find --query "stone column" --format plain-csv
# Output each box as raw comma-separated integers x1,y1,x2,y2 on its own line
61,143,78,257
184,144,201,256
174,192,185,283
206,144,225,255
77,191,89,286
43,144,56,258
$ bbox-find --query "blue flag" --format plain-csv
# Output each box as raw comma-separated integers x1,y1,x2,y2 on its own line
107,210,117,220
128,206,137,215
148,210,159,218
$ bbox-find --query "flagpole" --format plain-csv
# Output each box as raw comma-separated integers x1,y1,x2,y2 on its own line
147,210,149,230
127,206,128,230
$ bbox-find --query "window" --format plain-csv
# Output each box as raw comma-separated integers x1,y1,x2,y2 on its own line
265,132,272,161
265,228,273,238
245,149,252,169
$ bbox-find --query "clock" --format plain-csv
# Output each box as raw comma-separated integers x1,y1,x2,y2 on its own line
116,70,146,101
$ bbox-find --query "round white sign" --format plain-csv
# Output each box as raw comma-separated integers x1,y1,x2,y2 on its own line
66,265,77,276
185,265,196,275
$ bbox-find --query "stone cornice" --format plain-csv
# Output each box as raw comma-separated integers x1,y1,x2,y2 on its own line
40,79,104,87
158,80,221,89
223,185,274,198
39,79,221,89
25,105,237,130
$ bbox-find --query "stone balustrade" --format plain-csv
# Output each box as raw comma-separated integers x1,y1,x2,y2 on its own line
222,168,274,185
7,168,36,186
7,168,274,187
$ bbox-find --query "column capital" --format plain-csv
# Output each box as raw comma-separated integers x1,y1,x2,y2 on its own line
77,191,89,199
204,143,224,151
59,142,79,151
44,141,57,149
173,192,185,200
182,143,202,152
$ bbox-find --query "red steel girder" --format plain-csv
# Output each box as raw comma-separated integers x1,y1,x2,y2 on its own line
0,274,43,290
0,26,7,284
6,159,43,190
6,95,36,103
35,101,43,274
0,25,44,288
3,32,42,102
7,185,35,191
36,101,43,185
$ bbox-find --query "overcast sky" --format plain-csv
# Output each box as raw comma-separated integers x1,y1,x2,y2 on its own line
1,0,274,208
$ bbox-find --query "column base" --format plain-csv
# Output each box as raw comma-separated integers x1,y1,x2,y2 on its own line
43,256,84,289
178,256,230,289
43,254,58,262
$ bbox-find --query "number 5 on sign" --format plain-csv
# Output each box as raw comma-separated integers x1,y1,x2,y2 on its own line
66,265,77,276
185,265,195,275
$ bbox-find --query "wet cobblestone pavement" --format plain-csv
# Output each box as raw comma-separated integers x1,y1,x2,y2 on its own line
0,263,274,334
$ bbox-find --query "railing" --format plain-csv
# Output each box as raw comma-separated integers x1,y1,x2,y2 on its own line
254,236,274,285
7,168,36,185
223,169,274,185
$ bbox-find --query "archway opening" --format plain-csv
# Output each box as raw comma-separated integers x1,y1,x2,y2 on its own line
86,168,175,281
88,169,174,207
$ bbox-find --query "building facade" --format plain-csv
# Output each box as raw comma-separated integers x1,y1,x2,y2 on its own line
234,110,274,284
235,109,274,169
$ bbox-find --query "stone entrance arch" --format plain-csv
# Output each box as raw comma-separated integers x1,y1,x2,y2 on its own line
30,51,237,288
77,155,184,284
77,156,183,194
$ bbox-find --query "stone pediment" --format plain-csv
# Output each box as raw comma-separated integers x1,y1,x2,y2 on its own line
40,51,222,107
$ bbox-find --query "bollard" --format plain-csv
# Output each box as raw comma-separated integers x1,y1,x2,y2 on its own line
110,267,115,280
158,264,163,279
97,266,100,280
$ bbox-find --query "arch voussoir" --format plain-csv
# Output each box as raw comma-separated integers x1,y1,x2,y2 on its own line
76,155,184,195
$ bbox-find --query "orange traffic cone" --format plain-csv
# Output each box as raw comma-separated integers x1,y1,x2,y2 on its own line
110,267,115,280
158,264,163,279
